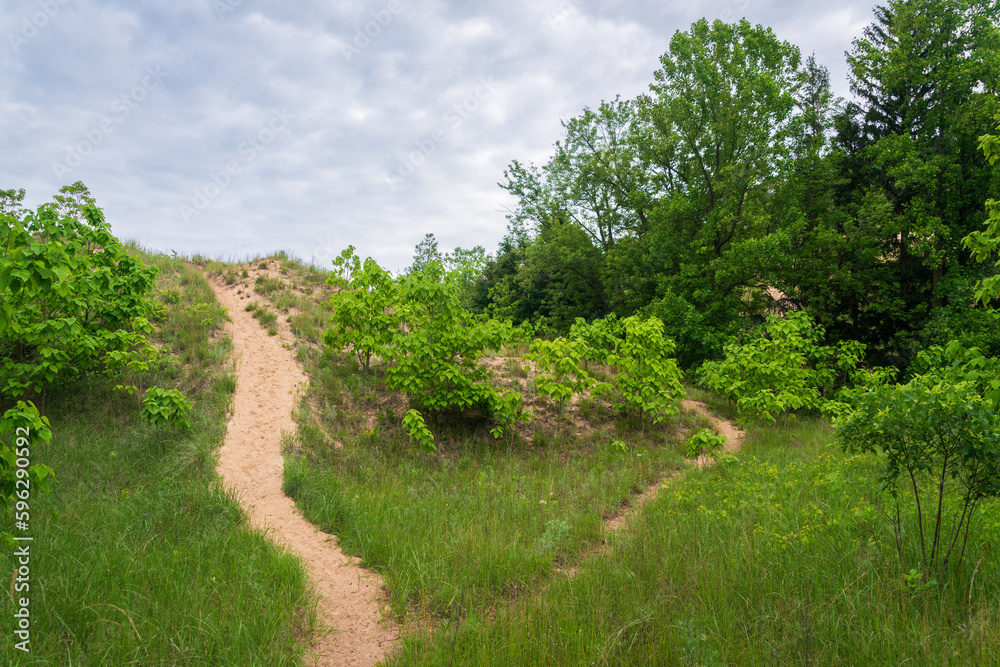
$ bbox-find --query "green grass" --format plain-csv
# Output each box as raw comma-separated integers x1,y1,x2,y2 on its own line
255,276,284,296
285,402,684,622
50,251,998,665
0,257,314,665
388,418,1000,665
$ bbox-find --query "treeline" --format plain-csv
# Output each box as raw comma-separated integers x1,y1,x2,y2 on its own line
448,0,1000,369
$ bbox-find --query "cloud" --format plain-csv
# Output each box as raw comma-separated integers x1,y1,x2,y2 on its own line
1,0,880,271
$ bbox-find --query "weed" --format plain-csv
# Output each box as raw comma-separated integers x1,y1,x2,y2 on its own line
255,275,284,296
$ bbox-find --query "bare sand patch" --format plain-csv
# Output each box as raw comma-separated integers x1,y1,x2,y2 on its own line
210,275,396,667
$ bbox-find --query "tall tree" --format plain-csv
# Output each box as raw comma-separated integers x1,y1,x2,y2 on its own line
635,18,803,357
837,0,1000,357
490,18,807,358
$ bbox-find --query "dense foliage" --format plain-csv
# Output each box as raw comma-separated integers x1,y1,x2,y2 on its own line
0,183,161,404
469,1,999,370
698,311,894,422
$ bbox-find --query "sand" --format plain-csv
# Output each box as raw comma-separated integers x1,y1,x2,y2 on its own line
210,276,397,667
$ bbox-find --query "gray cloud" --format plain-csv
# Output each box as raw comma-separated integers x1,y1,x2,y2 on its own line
2,0,879,272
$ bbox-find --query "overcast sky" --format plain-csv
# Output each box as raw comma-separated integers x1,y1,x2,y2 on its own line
3,0,879,274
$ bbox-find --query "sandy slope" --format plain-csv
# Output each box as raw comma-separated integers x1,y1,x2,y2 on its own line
209,276,396,667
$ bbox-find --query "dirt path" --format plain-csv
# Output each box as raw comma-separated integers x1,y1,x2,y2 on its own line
552,399,745,580
683,399,744,468
209,277,396,667
603,399,744,533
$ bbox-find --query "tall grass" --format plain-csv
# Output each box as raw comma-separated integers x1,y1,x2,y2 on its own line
0,256,314,665
285,404,685,622
390,418,1000,665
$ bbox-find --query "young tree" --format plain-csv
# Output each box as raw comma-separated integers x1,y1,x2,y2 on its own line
323,246,399,373
0,183,160,407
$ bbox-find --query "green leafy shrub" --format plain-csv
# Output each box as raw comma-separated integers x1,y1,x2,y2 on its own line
568,314,624,363
0,183,160,403
402,408,435,452
836,376,1000,573
600,316,684,426
685,428,727,459
386,263,528,439
526,337,595,407
962,112,1000,308
323,246,400,372
698,311,890,422
911,340,1000,408
535,518,571,556
141,387,193,432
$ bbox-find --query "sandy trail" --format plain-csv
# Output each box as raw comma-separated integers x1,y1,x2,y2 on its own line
603,399,744,533
683,399,744,467
209,277,396,667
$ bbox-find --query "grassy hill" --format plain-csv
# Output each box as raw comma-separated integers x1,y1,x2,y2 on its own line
4,250,999,665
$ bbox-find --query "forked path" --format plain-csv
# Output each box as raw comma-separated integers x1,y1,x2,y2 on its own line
210,277,396,667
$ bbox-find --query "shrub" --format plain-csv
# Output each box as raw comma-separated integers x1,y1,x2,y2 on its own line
698,311,891,422
0,183,160,404
526,337,595,408
836,376,1000,573
568,314,624,363
323,246,399,373
141,387,193,432
386,263,527,440
600,316,685,426
685,428,727,459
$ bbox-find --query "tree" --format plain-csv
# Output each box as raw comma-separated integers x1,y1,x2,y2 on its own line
491,18,806,351
323,246,399,373
409,233,442,275
0,183,160,408
963,112,1000,308
837,376,1000,573
835,0,1000,358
